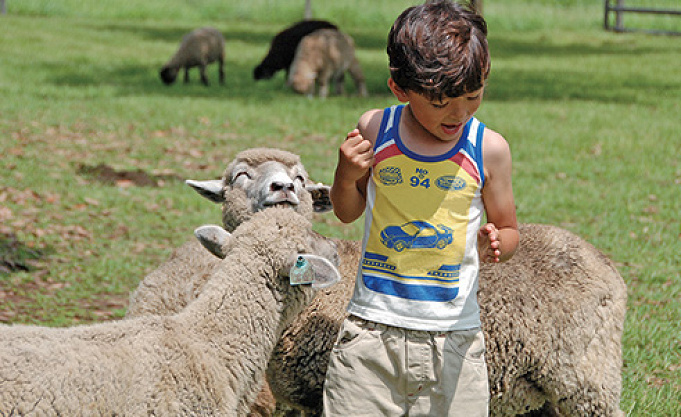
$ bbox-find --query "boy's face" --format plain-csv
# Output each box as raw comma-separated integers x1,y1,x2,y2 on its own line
389,78,484,143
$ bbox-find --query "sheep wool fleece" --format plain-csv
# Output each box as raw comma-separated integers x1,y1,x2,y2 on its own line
0,208,332,416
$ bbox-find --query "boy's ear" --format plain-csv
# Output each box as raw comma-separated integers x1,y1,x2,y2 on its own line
388,78,409,102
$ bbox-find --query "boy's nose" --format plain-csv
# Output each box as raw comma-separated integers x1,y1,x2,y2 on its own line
448,108,468,122
445,99,469,120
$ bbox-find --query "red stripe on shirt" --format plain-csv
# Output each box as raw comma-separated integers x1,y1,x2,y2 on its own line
450,152,480,185
373,143,401,166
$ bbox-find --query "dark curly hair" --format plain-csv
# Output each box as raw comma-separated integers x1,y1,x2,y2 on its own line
387,0,490,102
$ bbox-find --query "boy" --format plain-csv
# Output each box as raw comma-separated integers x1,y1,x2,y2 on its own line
323,1,519,416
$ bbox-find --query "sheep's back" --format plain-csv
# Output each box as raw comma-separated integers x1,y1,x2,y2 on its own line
127,240,220,318
480,223,627,414
0,318,169,414
260,20,338,71
299,29,355,71
178,27,225,66
479,223,626,340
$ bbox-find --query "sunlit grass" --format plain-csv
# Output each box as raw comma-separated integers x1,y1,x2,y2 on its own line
1,0,679,414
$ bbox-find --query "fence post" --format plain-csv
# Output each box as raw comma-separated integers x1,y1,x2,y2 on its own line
304,0,312,19
615,0,624,31
1,0,6,15
604,0,610,30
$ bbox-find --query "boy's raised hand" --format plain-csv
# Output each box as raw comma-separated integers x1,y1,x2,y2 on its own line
478,223,502,263
337,128,374,184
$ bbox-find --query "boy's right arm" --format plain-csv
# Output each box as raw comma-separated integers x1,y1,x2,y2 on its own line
330,109,383,223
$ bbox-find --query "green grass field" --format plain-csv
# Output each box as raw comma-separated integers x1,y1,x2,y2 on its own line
1,0,679,414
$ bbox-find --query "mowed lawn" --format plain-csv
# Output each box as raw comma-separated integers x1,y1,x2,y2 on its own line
0,0,679,415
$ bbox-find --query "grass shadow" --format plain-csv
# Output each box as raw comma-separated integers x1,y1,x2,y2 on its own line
38,20,393,100
486,34,681,104
45,53,391,101
42,21,681,105
86,21,391,52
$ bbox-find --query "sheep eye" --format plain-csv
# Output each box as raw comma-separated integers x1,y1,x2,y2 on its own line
232,171,251,183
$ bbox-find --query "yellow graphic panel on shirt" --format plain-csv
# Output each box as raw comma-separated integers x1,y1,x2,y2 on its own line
363,151,480,302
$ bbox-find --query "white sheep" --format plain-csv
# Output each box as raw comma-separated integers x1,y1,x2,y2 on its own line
159,27,225,86
129,148,627,416
287,28,368,98
0,208,341,416
127,147,331,319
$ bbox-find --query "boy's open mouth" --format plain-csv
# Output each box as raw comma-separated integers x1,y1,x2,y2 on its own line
441,123,462,135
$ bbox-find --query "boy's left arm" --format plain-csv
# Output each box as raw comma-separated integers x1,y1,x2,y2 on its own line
480,129,519,263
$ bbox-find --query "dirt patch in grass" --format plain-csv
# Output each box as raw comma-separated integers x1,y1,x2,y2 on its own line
77,163,183,187
0,232,44,274
0,232,53,323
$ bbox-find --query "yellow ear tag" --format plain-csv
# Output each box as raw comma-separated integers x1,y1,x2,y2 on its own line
290,256,315,285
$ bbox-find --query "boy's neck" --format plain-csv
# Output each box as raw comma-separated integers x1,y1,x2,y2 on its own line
399,104,465,157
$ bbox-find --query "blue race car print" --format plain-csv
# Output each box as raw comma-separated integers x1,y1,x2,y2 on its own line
380,221,454,252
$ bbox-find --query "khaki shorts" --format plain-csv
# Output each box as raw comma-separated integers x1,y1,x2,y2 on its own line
322,316,489,417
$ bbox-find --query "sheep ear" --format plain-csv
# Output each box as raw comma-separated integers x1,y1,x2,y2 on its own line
305,183,332,213
289,254,341,289
194,225,232,259
186,179,225,203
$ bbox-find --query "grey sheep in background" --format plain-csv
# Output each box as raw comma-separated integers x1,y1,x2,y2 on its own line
0,208,341,416
159,27,225,86
253,19,338,81
128,148,627,416
288,28,368,98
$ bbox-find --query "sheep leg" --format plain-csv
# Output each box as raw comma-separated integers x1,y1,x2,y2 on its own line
519,403,560,417
184,67,190,84
317,82,329,99
347,58,368,97
333,72,345,96
317,70,333,98
218,58,225,85
199,65,210,86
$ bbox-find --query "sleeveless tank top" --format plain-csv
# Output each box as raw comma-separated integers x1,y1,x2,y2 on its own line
346,105,486,331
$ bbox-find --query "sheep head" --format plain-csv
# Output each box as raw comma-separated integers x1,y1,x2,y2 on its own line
186,148,332,232
194,222,340,278
159,66,179,85
253,63,277,80
198,208,341,289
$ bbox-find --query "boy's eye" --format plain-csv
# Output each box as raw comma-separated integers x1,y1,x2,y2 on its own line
432,102,448,109
467,94,481,101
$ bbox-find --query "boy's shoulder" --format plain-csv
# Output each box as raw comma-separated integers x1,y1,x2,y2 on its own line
481,126,512,176
358,108,386,145
482,127,510,155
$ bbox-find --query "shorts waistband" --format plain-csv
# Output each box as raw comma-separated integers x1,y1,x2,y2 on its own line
348,315,448,338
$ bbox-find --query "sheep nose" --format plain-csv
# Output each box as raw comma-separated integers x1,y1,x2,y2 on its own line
271,181,295,193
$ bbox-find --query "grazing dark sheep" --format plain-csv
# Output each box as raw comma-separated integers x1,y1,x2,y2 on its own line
253,19,337,81
159,27,225,86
